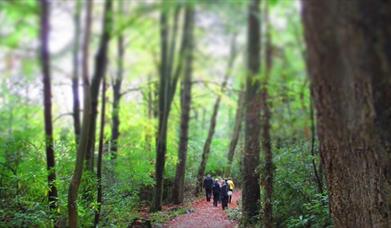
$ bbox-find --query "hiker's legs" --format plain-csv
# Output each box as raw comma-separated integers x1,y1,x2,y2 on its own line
222,197,228,210
205,189,211,201
213,194,218,206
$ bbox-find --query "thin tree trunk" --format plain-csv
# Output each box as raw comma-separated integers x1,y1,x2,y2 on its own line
39,0,58,210
225,88,244,177
145,75,154,153
195,35,237,195
82,0,94,172
152,5,171,212
94,75,106,227
242,0,261,223
172,4,194,205
302,0,391,226
262,2,273,226
309,96,323,194
72,0,82,145
111,21,124,160
68,0,112,226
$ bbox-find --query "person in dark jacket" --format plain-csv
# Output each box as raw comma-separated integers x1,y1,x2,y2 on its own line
203,174,214,201
212,179,221,207
220,180,229,210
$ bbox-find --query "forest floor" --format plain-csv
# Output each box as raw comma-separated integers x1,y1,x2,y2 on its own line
164,191,241,228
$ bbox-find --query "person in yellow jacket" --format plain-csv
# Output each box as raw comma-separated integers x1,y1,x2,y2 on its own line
227,178,235,203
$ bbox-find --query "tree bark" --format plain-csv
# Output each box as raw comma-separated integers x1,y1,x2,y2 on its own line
94,75,106,227
302,0,391,227
68,0,112,226
39,0,58,210
72,0,82,145
225,88,244,177
172,4,194,205
262,3,273,227
242,0,261,223
195,35,237,195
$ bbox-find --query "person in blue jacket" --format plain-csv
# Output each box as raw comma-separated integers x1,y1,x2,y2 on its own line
212,179,221,207
220,179,229,210
203,174,214,202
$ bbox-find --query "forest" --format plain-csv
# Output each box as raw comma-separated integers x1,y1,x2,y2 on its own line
1,0,390,227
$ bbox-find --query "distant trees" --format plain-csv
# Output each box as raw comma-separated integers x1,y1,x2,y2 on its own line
242,0,261,223
39,0,58,210
68,0,112,226
172,3,195,205
302,0,391,226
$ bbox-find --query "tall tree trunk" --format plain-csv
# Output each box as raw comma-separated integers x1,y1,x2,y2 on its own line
39,0,58,210
225,88,244,177
111,21,124,160
82,0,94,172
152,4,185,211
111,0,125,160
72,0,82,145
94,76,106,227
262,3,273,227
195,35,237,194
242,0,261,223
172,4,194,205
68,0,112,226
152,4,171,212
302,0,391,227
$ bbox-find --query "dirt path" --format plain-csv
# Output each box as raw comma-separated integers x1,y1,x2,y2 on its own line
164,191,240,228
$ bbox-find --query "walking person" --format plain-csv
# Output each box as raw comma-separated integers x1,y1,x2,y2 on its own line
221,179,229,210
227,178,235,203
212,179,221,207
203,174,214,202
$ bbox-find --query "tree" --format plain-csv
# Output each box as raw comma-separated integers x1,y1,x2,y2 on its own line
68,0,112,226
152,3,185,211
242,0,261,223
111,1,125,160
72,0,82,145
39,0,58,210
94,76,106,227
82,0,94,171
172,3,195,205
262,2,273,226
225,88,244,177
195,34,237,195
302,0,391,226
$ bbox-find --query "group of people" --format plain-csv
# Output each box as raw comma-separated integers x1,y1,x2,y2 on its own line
203,174,235,210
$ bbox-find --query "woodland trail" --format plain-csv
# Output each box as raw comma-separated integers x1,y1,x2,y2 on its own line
164,191,241,228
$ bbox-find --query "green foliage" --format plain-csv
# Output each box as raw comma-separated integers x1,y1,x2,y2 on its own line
227,207,242,221
149,207,187,224
271,142,331,227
